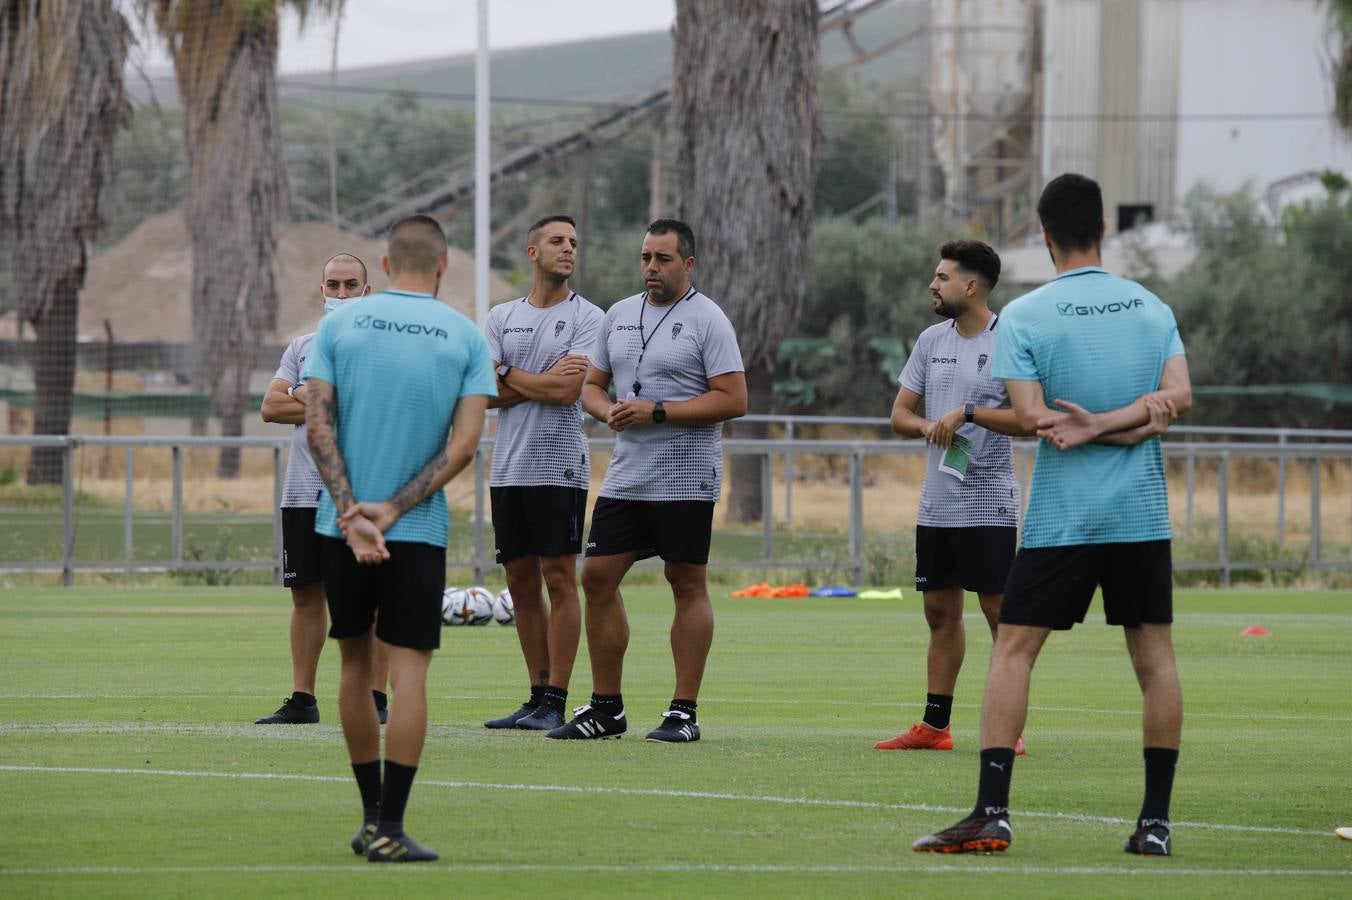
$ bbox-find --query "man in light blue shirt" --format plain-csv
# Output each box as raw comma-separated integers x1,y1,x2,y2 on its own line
304,214,496,863
915,174,1192,858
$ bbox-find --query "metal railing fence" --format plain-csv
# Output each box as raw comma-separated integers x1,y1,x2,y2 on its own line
2,429,1350,587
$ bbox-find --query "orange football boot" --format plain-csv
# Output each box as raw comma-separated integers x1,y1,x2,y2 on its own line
874,722,954,750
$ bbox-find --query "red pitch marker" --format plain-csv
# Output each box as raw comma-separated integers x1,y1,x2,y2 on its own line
1240,625,1271,637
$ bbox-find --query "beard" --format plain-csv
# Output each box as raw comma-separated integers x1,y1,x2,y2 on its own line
933,297,966,319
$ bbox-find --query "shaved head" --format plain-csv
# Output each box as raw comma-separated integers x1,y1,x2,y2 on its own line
323,252,367,283
387,215,447,276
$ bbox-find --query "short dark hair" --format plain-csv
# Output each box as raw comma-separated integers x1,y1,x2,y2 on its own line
387,215,447,275
647,218,695,260
1037,173,1104,253
937,239,1000,290
527,215,576,246
323,252,367,283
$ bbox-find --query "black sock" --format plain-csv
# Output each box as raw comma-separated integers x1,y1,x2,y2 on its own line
542,686,568,712
1139,747,1179,828
590,693,623,715
378,761,418,833
527,684,545,709
351,760,381,824
973,748,1016,818
670,698,697,719
291,691,317,707
372,690,387,712
922,693,953,730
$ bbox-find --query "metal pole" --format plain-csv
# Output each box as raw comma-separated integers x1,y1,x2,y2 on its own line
123,446,134,581
473,0,490,327
473,448,486,584
171,445,183,566
1217,452,1229,588
61,440,75,587
1310,457,1321,566
849,451,864,585
784,420,794,529
273,447,284,585
1184,451,1195,528
761,451,773,565
1276,431,1287,543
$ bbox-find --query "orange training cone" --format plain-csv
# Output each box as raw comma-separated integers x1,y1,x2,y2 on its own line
1240,625,1270,637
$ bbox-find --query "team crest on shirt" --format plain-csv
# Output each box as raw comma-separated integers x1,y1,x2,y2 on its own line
977,353,988,372
554,320,566,337
672,323,683,338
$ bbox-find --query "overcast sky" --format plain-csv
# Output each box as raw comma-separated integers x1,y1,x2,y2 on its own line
127,1,677,75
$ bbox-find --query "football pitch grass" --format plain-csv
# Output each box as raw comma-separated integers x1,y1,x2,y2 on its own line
2,586,1349,898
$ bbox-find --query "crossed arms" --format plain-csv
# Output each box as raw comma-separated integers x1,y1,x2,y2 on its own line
488,354,590,409
305,378,489,563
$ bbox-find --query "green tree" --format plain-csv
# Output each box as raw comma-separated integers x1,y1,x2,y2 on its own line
135,0,339,477
1324,0,1352,130
776,217,953,416
1165,185,1348,427
1,0,130,483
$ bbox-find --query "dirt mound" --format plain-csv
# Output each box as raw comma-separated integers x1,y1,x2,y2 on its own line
74,209,516,342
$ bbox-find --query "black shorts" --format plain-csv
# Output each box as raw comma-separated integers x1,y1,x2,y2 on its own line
282,507,323,588
584,497,715,565
914,525,1017,594
320,537,446,650
1000,540,1173,630
490,485,587,564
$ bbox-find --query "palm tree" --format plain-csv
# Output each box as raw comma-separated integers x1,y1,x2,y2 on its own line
136,0,337,476
0,0,130,484
673,0,819,522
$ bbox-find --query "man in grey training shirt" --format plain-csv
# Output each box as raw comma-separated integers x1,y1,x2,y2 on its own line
481,215,604,732
255,253,389,725
877,240,1030,753
547,218,747,743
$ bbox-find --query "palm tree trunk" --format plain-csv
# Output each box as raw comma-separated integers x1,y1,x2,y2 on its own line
25,268,81,484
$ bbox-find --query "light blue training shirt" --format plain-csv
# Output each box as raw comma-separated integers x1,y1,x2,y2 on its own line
303,290,498,547
993,267,1185,548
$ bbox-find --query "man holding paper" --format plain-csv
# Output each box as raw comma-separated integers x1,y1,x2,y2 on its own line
876,240,1031,753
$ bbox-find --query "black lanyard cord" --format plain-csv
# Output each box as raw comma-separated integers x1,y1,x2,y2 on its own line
632,287,695,397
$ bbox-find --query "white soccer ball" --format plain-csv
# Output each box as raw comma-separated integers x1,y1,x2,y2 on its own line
491,588,515,625
441,587,472,626
464,586,495,626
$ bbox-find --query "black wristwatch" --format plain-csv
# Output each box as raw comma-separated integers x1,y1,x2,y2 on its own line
964,402,976,424
496,363,512,379
652,400,666,424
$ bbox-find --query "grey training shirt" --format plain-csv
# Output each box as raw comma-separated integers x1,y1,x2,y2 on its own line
897,315,1019,528
591,289,744,502
484,292,605,488
274,333,324,508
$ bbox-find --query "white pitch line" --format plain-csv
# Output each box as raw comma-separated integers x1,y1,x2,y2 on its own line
1,863,1349,878
0,764,1330,838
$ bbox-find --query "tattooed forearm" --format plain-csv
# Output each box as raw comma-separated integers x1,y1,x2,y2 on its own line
387,449,449,516
305,380,356,513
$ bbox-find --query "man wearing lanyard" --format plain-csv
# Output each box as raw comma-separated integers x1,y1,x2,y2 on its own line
548,218,747,743
481,215,604,732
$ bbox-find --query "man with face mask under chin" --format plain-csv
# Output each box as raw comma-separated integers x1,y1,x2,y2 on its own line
255,253,389,725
